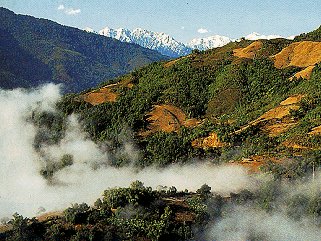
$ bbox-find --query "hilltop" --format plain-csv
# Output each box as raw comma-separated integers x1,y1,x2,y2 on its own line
0,8,168,92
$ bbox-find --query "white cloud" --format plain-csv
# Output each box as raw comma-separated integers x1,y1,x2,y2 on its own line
197,28,209,34
57,4,81,16
65,8,81,15
207,206,321,241
181,26,185,30
57,4,65,10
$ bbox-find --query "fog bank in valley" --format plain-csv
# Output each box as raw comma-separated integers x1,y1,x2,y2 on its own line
0,84,259,218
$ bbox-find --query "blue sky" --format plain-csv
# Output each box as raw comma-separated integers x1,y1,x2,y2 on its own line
1,0,320,42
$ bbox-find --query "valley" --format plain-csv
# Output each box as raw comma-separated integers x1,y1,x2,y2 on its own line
0,5,320,241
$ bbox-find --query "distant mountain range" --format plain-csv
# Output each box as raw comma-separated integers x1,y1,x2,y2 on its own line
0,8,168,92
99,27,192,58
88,27,295,57
0,7,299,93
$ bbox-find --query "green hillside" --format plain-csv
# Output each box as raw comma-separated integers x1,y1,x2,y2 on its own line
0,8,168,92
50,36,321,170
295,25,321,41
2,27,321,240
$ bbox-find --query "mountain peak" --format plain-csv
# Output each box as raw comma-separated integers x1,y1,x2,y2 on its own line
0,9,167,93
188,35,232,51
98,26,236,57
99,27,191,57
97,26,297,57
245,32,284,40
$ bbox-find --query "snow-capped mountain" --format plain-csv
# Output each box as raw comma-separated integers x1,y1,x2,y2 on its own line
84,27,95,33
188,35,232,51
91,26,294,57
99,27,191,57
245,32,284,40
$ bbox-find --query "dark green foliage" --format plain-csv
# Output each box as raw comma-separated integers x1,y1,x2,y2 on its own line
256,180,281,212
6,213,45,241
0,28,52,88
64,203,90,225
51,40,321,168
196,184,211,196
294,25,321,42
286,194,309,221
102,181,157,208
31,110,66,150
143,131,195,166
56,94,92,115
40,154,74,181
4,179,321,240
230,189,255,205
308,192,321,221
206,56,297,125
262,151,321,180
257,38,293,56
3,24,321,240
0,7,167,92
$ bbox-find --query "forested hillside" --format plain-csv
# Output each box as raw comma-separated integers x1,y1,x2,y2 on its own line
1,25,321,240
0,8,168,92
52,34,321,171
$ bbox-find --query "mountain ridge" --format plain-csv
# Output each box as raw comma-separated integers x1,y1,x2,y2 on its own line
93,26,295,57
0,7,168,92
99,27,192,57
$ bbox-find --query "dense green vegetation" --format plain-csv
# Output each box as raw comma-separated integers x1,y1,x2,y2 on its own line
2,23,321,240
0,8,167,92
2,179,320,240
18,29,321,171
295,25,321,41
49,38,320,167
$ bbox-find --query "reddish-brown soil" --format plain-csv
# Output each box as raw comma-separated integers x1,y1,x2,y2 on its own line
82,77,134,105
234,155,285,173
308,125,321,135
235,95,304,136
233,41,263,59
273,41,321,69
140,104,200,136
83,87,118,105
191,132,226,149
291,65,315,80
262,122,297,137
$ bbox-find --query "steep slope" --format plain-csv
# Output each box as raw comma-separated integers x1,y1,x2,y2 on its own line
55,34,321,169
273,41,321,68
294,24,321,42
291,65,316,80
272,41,321,80
0,8,167,92
233,41,263,58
